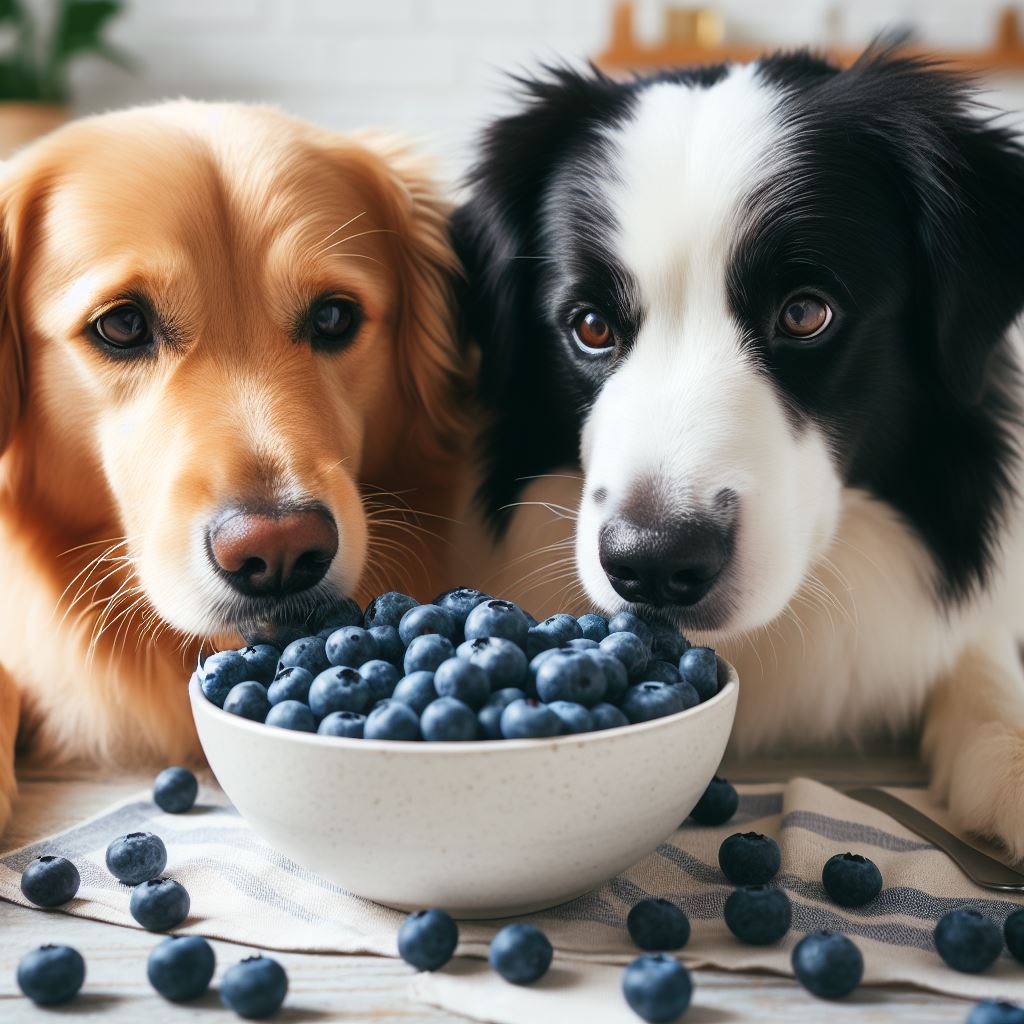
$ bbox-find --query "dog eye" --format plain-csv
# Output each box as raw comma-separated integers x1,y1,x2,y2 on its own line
93,304,151,349
778,295,833,341
310,296,360,350
572,310,615,354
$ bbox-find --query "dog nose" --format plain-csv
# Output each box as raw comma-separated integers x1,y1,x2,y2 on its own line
207,504,338,597
599,504,735,608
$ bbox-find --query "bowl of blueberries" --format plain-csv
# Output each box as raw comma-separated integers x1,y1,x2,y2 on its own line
189,587,738,917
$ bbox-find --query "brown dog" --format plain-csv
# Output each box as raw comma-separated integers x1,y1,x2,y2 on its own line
0,101,466,832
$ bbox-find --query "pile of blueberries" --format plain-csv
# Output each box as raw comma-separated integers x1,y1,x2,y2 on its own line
197,589,722,741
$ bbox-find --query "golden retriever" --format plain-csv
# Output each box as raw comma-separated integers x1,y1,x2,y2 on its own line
0,101,465,833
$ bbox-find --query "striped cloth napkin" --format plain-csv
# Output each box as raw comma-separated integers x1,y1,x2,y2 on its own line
2,777,1023,1022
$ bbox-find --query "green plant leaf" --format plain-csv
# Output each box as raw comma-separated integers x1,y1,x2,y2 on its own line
53,0,123,61
0,0,26,26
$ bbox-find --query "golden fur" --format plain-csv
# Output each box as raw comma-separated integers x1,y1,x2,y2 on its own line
0,101,466,832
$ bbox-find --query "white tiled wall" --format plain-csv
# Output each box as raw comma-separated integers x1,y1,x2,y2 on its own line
65,0,1024,180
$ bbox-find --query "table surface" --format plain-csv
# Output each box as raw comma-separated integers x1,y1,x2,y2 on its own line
0,755,983,1023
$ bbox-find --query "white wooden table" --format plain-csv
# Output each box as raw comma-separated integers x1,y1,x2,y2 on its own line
0,757,981,1023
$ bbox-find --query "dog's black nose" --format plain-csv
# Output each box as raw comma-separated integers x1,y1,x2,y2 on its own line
599,498,736,608
207,504,338,597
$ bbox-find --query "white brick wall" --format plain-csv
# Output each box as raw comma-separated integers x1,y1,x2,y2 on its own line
63,0,1024,180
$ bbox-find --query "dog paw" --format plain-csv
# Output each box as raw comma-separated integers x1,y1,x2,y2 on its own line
940,721,1024,863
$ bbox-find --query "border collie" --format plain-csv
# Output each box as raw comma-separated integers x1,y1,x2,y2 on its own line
454,49,1024,858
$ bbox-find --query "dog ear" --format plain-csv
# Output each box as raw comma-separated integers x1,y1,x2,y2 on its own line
453,67,627,532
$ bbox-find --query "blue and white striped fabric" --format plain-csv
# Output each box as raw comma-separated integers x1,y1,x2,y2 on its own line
2,777,1023,1019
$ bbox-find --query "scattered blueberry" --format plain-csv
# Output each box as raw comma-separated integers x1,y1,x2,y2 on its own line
477,688,528,739
20,855,80,907
489,923,553,984
458,636,528,690
404,633,456,674
392,670,440,714
266,666,314,706
627,898,691,951
130,877,191,931
364,591,419,630
238,644,281,684
934,908,1002,973
309,666,370,718
220,955,288,1019
147,935,215,1001
434,657,490,709
723,886,792,945
688,776,738,826
1005,907,1024,963
621,954,692,1023
591,702,630,730
224,681,271,722
791,931,864,999
577,612,609,642
968,1001,1024,1024
719,832,781,885
465,599,530,649
359,659,401,703
277,635,329,676
17,944,85,1005
264,700,317,732
399,604,457,646
106,832,167,885
500,698,562,739
678,647,718,702
368,625,404,666
200,650,248,707
547,700,595,734
822,852,883,907
621,682,686,724
536,650,607,707
600,632,649,681
398,908,459,970
433,586,490,629
318,710,366,738
421,697,479,741
153,766,199,814
364,700,420,741
325,625,378,668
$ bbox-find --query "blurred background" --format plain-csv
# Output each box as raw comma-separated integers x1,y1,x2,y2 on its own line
4,0,1024,180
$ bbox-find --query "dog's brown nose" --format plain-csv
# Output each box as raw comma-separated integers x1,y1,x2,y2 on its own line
208,504,338,597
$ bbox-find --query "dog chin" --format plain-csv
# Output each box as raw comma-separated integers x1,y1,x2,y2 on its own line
217,588,344,647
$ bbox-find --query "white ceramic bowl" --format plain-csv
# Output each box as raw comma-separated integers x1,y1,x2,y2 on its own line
190,665,738,918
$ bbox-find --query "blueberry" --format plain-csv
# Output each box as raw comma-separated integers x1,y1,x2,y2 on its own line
20,855,80,907
363,591,419,630
365,699,421,740
591,702,630,730
600,632,649,681
534,613,584,646
148,935,215,1001
585,650,629,703
489,923,553,984
644,660,681,684
106,831,167,885
621,953,692,1023
934,908,1003,972
688,776,738,826
566,637,599,651
399,604,457,646
433,657,490,710
404,633,456,674
368,625,404,666
464,599,530,649
577,613,609,642
17,944,85,1005
154,766,199,813
457,636,528,690
318,710,366,738
359,659,401,703
224,681,271,722
620,682,686,724
547,701,595,734
264,700,317,732
526,647,563,697
477,688,527,739
309,666,370,718
969,1001,1024,1024
791,930,864,999
130,877,191,931
649,623,688,664
267,666,314,706
314,596,362,635
525,625,561,660
398,908,459,971
221,955,288,1019
393,671,439,714
421,697,478,741
821,852,882,907
277,635,329,676
536,650,607,707
672,680,701,710
626,898,691,951
325,625,378,667
1005,907,1024,962
500,698,562,739
238,644,281,684
200,650,248,707
719,832,781,886
433,586,490,629
608,611,654,648
723,886,792,944
678,646,718,702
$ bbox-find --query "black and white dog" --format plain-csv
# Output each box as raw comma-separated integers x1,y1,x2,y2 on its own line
454,50,1024,857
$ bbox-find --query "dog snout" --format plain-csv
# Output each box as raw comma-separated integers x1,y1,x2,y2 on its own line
207,503,338,597
598,492,737,607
